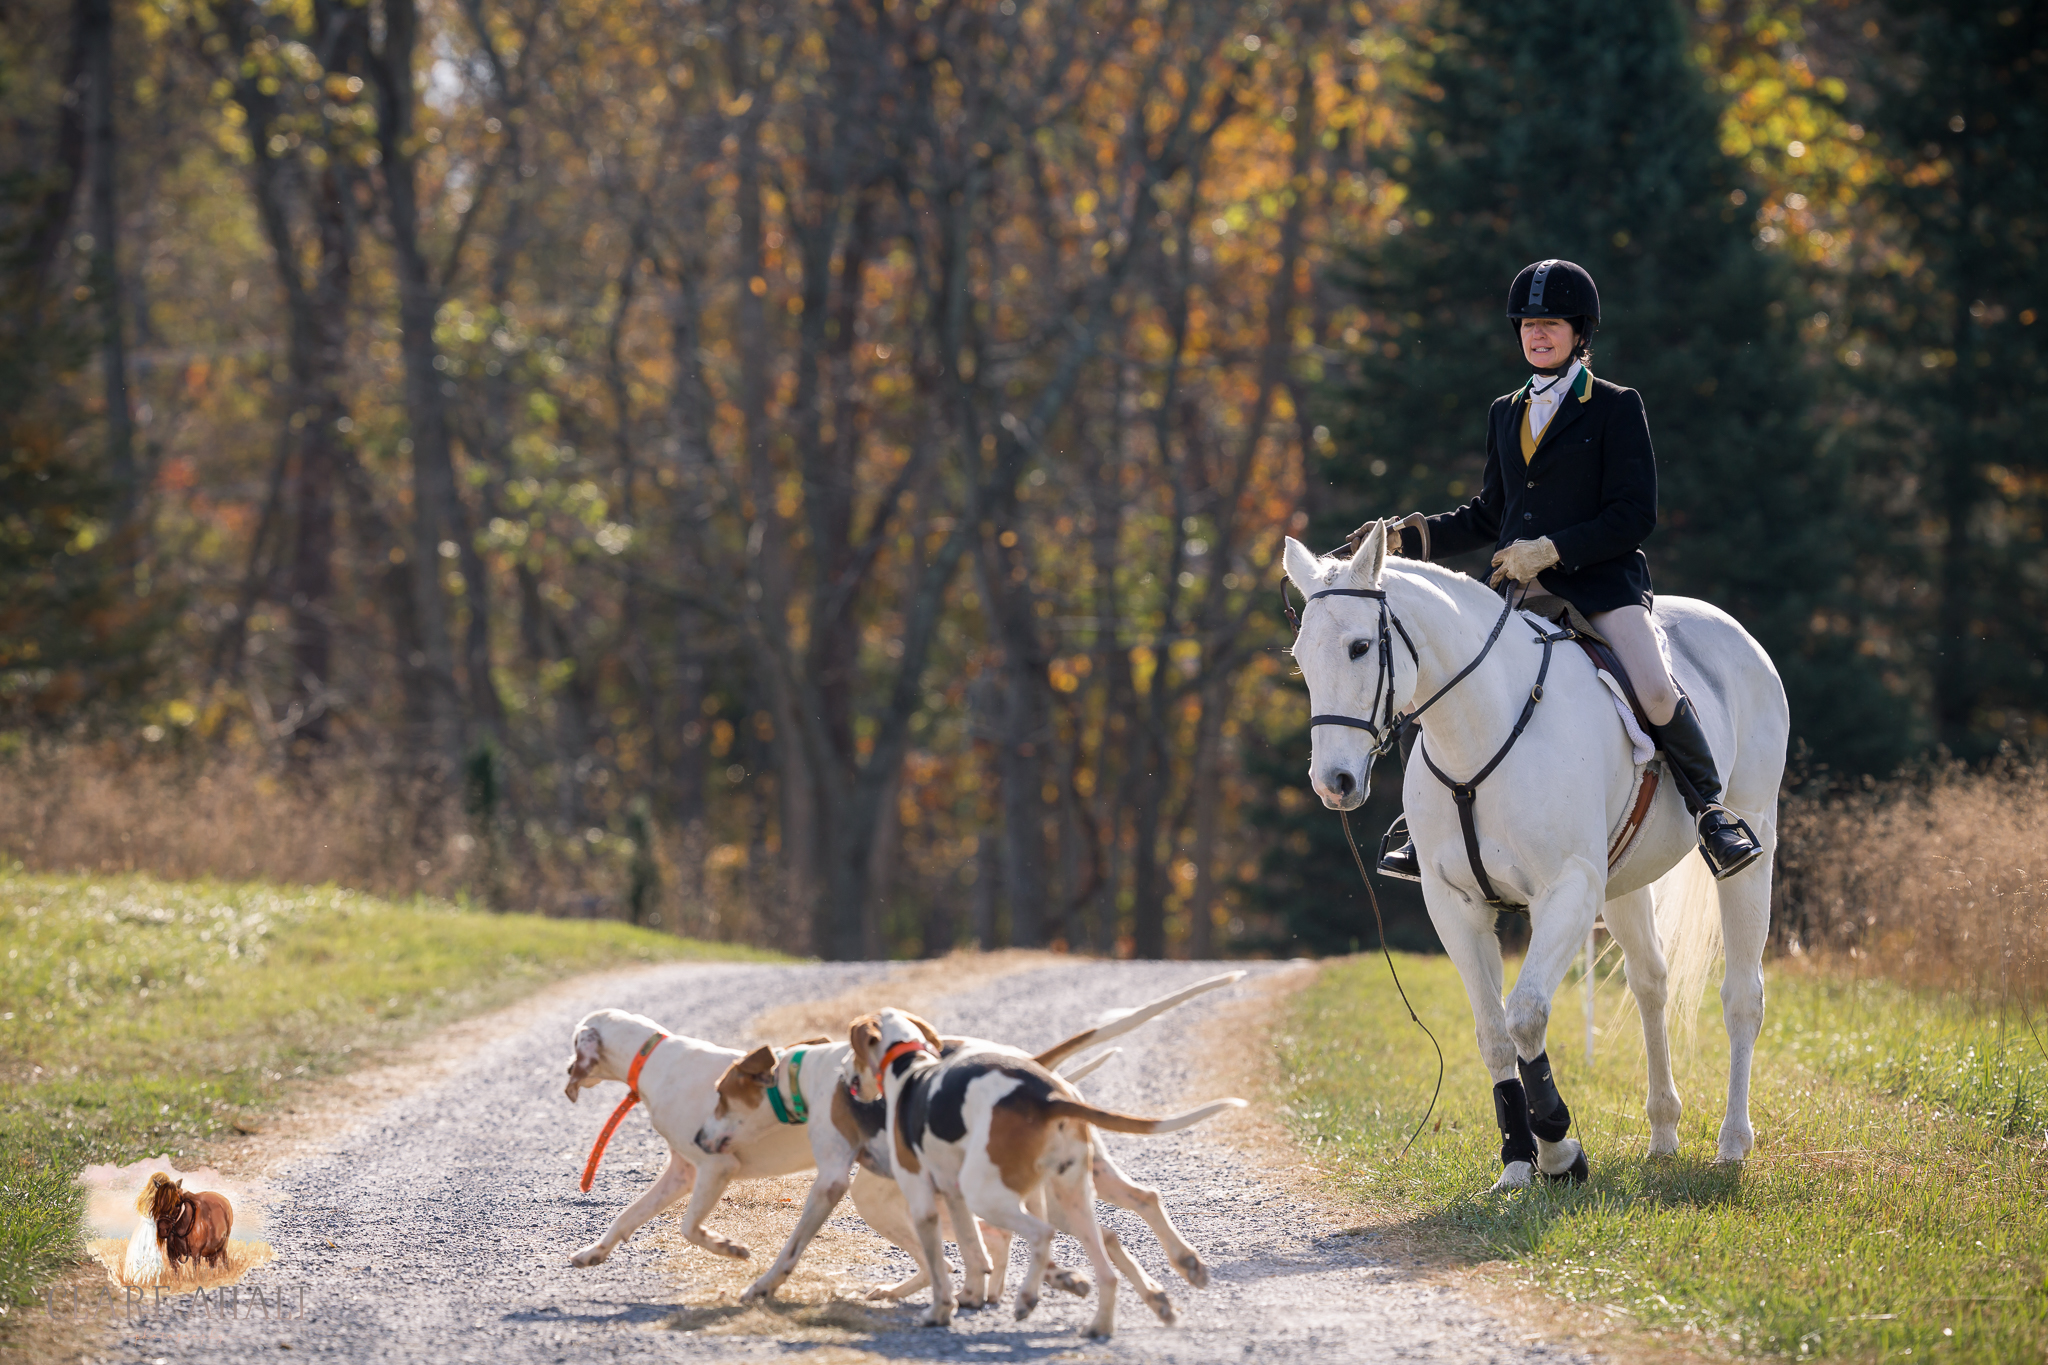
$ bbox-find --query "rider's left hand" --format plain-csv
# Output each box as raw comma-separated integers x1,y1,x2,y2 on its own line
1488,537,1559,587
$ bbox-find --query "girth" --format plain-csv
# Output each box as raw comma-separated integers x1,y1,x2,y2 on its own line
1418,622,1572,909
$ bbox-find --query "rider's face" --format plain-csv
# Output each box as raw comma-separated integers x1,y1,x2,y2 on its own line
1520,317,1577,369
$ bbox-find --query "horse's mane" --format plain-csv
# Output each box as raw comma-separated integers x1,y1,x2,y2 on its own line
1315,544,1502,616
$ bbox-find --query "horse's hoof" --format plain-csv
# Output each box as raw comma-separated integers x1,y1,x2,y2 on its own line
1538,1149,1589,1185
1488,1160,1533,1192
1174,1252,1209,1289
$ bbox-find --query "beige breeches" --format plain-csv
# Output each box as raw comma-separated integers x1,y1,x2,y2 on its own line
1586,605,1678,726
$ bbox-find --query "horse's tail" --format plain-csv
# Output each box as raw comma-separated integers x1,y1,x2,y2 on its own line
1651,847,1723,1046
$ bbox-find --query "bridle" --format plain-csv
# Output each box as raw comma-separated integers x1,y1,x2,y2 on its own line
1286,542,1575,909
1285,563,1529,761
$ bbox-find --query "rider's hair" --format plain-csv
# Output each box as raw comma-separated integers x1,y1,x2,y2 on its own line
1567,317,1594,363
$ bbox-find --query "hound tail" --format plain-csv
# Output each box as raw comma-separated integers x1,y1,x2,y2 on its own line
1033,971,1247,1072
1044,1097,1247,1135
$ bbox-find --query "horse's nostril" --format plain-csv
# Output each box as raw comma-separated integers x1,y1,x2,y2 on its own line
1333,770,1355,796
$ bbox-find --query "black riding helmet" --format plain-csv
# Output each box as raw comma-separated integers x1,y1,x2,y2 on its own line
1506,259,1599,359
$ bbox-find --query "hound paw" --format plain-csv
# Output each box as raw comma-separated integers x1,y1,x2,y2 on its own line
569,1243,611,1267
1083,1318,1117,1340
699,1237,750,1260
1046,1267,1092,1298
919,1303,954,1328
1488,1160,1533,1193
1013,1292,1040,1321
1173,1251,1209,1289
1140,1290,1177,1326
739,1276,781,1304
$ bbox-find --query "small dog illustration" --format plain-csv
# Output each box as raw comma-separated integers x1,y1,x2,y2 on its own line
138,1172,233,1270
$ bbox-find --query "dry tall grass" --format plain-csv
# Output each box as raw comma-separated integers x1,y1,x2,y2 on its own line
1775,758,2048,1001
0,742,793,947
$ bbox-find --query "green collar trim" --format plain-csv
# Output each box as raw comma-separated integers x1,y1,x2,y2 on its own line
765,1047,810,1125
1516,363,1594,404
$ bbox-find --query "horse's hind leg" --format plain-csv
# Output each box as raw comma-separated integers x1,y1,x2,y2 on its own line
1716,818,1775,1163
1602,886,1681,1156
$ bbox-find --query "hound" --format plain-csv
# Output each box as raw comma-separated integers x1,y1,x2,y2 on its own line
563,972,1238,1291
853,1006,1245,1338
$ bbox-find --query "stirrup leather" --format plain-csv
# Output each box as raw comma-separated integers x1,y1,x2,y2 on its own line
1377,815,1422,883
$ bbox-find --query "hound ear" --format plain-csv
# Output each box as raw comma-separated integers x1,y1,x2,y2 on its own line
847,1014,881,1071
1346,520,1387,588
738,1045,777,1078
904,1013,944,1050
1282,536,1324,597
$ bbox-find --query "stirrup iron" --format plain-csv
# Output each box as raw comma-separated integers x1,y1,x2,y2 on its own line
1377,814,1422,883
1696,805,1763,881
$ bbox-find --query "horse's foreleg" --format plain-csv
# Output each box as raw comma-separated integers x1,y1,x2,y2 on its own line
1504,857,1602,1183
1602,886,1681,1156
1716,818,1774,1163
1427,884,1532,1188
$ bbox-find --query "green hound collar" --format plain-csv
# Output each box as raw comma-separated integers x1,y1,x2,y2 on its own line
765,1047,810,1125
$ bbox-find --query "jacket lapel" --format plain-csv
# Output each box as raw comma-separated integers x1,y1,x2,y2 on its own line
1526,369,1594,468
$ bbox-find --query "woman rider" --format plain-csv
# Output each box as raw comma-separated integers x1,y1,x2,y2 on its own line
1356,258,1764,882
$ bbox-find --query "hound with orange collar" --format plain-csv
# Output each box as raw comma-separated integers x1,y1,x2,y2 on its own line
852,1006,1245,1337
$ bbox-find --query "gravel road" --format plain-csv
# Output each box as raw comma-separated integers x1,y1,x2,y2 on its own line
93,960,1593,1363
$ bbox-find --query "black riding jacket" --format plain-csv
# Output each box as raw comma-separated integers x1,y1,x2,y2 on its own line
1406,367,1657,616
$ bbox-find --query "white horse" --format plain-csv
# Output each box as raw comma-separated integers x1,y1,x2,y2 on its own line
1283,524,1788,1188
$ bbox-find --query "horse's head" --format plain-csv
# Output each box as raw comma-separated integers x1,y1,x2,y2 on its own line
137,1172,183,1222
1284,525,1402,811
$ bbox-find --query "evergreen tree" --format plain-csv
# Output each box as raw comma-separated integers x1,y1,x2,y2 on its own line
1859,1,2048,757
1323,0,1906,774
1247,0,1906,952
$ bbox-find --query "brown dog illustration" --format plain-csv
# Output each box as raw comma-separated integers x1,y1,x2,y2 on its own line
139,1172,233,1270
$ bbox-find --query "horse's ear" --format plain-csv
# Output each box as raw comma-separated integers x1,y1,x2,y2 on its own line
1282,536,1324,597
1346,520,1387,588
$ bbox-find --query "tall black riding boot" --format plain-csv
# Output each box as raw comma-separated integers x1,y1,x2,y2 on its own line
1376,719,1422,882
1653,695,1764,881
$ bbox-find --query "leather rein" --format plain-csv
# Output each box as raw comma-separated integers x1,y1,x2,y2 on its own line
1291,573,1574,909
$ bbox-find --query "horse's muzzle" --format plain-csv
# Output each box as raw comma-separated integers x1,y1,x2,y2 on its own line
1315,767,1368,811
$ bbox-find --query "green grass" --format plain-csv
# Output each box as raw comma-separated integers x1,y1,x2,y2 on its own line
1278,953,2048,1362
0,869,782,1311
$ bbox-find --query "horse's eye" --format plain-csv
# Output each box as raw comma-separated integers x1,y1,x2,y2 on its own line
1348,639,1372,661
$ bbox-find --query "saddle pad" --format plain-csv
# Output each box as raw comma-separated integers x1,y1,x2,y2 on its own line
1598,672,1656,766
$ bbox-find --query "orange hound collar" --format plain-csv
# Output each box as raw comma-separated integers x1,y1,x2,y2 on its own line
579,1031,667,1192
877,1039,930,1075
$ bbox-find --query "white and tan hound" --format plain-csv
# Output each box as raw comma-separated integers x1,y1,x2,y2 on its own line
852,1006,1245,1337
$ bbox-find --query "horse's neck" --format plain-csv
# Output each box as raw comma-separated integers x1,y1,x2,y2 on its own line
1392,575,1541,773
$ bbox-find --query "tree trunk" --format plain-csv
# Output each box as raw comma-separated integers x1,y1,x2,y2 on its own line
369,0,463,773
81,0,135,527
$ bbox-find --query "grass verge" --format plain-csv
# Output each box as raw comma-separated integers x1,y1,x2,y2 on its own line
1278,953,2048,1362
0,869,782,1318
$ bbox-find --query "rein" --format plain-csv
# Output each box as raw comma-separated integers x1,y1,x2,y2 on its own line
579,1032,667,1192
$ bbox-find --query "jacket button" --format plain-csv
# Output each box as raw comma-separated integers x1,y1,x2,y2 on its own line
1526,480,1535,489
1523,512,1534,521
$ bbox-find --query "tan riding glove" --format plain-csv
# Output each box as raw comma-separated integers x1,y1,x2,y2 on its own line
1487,537,1559,587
